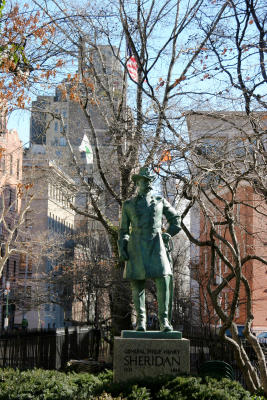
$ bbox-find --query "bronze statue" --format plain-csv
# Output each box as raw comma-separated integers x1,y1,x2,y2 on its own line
118,167,181,332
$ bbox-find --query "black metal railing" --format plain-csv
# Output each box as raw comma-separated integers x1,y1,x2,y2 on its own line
0,326,105,370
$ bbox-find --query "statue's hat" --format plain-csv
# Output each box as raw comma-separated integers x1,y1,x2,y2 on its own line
132,167,155,182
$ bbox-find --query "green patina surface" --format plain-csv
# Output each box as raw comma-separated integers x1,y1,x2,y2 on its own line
118,167,181,332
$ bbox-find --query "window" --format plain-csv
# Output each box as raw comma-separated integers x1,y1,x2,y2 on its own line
16,159,20,179
224,292,228,313
1,243,5,257
13,260,16,277
6,259,9,279
234,139,247,158
203,251,208,273
48,212,52,229
59,137,66,146
234,203,240,223
196,141,222,158
235,302,240,318
9,154,13,175
1,155,5,172
19,255,32,275
8,188,12,206
55,121,58,132
224,247,229,274
25,212,32,229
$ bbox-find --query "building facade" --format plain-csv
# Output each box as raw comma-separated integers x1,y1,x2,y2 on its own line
19,146,76,329
0,108,24,329
25,45,124,328
186,111,267,332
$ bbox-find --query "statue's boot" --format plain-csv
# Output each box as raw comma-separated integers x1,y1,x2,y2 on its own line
155,276,173,332
131,280,146,331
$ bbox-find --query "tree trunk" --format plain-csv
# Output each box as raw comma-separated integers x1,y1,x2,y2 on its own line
110,261,132,336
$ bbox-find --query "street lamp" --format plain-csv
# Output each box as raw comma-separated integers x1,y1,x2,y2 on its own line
4,281,10,330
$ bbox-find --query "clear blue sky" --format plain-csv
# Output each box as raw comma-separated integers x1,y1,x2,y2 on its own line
7,107,32,148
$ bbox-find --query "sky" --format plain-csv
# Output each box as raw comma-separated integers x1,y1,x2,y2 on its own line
6,0,265,148
7,109,32,147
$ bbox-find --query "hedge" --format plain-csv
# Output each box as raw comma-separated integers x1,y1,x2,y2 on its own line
0,369,265,400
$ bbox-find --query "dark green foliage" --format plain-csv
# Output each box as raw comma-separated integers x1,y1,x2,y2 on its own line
0,369,265,400
0,368,102,400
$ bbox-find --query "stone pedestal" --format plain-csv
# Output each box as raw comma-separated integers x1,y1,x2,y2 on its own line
113,331,190,382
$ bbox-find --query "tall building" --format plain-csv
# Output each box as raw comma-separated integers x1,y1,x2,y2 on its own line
186,111,267,332
24,45,124,327
0,105,24,329
30,45,124,229
20,146,76,329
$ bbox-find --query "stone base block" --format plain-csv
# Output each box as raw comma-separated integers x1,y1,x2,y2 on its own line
113,337,190,382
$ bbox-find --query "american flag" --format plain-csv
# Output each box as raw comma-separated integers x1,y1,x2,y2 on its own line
126,43,138,82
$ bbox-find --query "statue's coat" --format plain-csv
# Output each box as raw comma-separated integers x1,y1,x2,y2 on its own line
118,195,181,280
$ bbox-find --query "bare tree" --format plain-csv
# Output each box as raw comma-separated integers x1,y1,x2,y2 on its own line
28,0,231,334
10,0,267,391
164,111,267,393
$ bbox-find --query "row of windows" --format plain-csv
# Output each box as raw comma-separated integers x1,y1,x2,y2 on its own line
48,184,74,207
54,109,67,118
54,121,68,134
203,293,240,318
52,136,67,146
0,256,32,284
3,259,16,280
0,155,21,179
48,213,74,234
0,189,19,215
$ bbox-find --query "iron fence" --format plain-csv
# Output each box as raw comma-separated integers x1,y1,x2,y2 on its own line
0,324,265,388
0,326,102,370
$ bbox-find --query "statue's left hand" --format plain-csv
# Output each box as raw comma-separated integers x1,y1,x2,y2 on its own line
162,232,173,252
162,232,171,245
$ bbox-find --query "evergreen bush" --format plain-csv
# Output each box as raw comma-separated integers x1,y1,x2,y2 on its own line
0,368,265,399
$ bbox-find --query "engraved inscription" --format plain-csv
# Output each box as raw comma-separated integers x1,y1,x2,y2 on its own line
123,348,181,370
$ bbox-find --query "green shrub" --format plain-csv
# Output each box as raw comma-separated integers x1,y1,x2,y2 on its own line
126,385,151,400
0,369,77,400
0,368,264,400
155,376,252,400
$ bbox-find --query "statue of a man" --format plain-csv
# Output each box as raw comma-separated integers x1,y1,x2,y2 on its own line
118,167,181,332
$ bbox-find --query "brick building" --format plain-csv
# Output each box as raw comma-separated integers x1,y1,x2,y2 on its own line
0,105,23,329
187,112,267,333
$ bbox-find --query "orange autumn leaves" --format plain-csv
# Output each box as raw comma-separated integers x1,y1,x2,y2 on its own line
0,2,57,112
